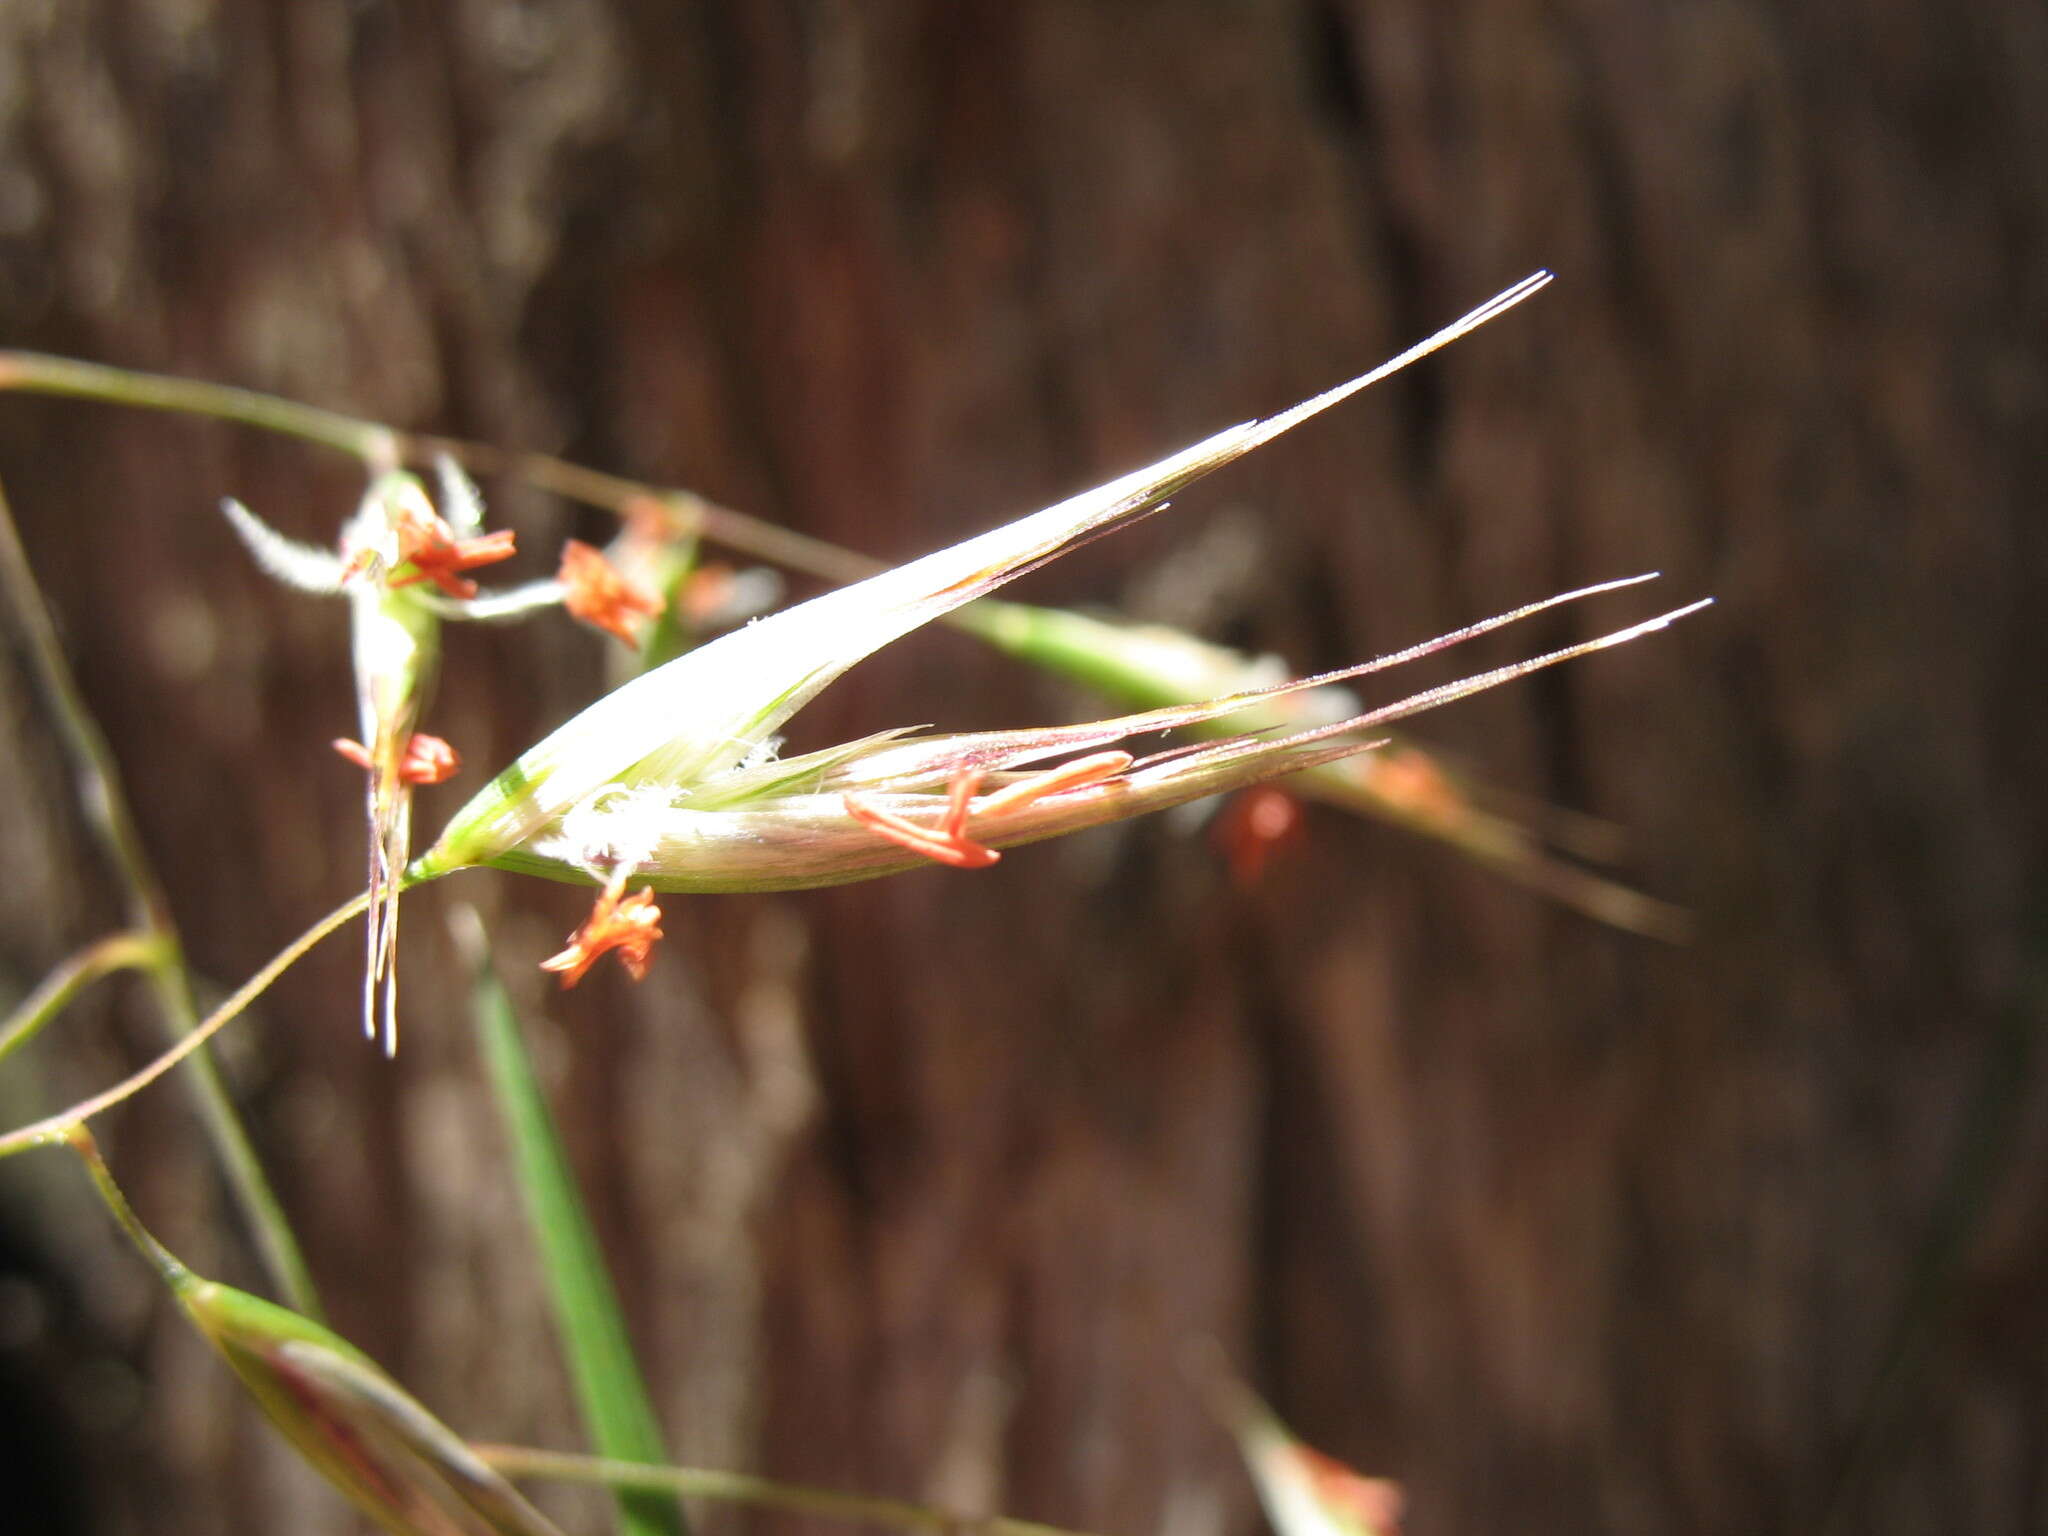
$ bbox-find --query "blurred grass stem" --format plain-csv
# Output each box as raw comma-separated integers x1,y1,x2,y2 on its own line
475,1446,1103,1536
67,1123,189,1287
0,351,401,465
0,475,325,1312
0,930,165,1067
0,349,867,582
0,889,370,1160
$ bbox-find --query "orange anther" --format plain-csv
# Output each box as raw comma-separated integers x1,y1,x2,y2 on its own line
843,769,1000,869
558,539,663,647
539,873,664,987
332,732,463,785
1364,744,1468,829
842,752,1132,870
387,503,517,599
622,495,681,548
679,564,736,625
975,750,1132,816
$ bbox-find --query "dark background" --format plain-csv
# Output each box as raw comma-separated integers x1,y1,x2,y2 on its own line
1,3,2043,1534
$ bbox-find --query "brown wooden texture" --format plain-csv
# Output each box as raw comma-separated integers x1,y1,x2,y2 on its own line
1,3,2043,1534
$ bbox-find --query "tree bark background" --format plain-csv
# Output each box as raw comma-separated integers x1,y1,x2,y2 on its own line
0,3,2042,1535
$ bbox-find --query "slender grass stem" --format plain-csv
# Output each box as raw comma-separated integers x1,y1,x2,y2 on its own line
65,1124,191,1289
0,890,370,1161
473,1445,1109,1536
0,349,869,584
0,475,326,1312
0,352,399,464
0,930,164,1068
415,437,879,586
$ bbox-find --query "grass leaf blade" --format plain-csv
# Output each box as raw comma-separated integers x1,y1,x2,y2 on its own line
459,909,688,1536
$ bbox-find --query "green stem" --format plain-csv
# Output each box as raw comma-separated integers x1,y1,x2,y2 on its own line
64,1123,192,1290
0,474,326,1314
144,954,329,1314
0,930,164,1068
0,351,398,465
473,1446,1107,1536
0,890,369,1161
0,349,866,584
425,444,878,587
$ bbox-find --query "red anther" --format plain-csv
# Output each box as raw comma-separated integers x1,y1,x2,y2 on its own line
558,539,662,647
387,502,517,599
1212,784,1305,886
332,732,463,786
396,733,460,784
540,875,664,987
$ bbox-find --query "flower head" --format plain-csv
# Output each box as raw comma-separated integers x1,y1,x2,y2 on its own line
421,276,1560,870
225,460,541,1053
381,489,517,598
398,273,1708,981
448,573,1700,905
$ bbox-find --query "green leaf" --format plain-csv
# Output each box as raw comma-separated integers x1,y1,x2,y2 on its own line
460,910,688,1536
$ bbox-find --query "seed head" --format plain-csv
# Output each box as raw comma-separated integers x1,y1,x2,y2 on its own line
396,274,1708,988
